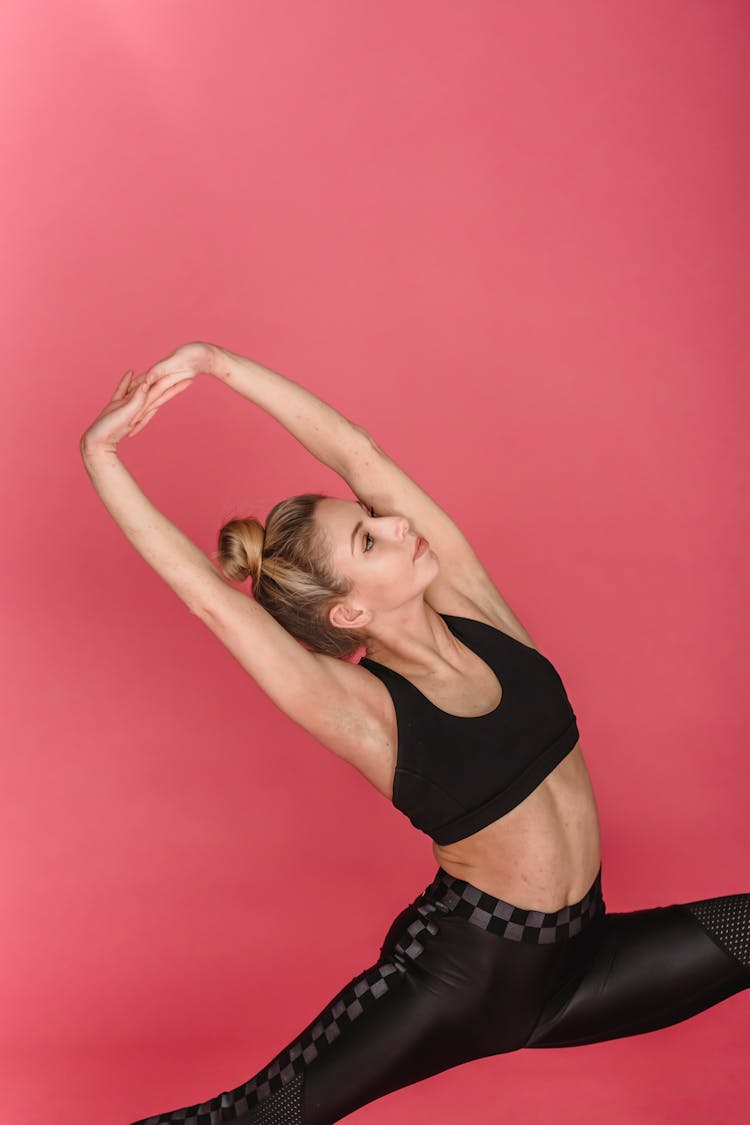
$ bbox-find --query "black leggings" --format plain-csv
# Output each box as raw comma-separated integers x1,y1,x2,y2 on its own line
129,866,750,1124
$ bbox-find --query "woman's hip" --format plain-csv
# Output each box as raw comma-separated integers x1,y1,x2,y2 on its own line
374,862,607,1053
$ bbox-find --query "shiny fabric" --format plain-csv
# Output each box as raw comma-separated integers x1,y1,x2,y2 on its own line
359,613,580,845
128,866,750,1125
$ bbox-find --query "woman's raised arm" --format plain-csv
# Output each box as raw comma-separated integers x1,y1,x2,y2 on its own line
80,370,385,769
81,445,224,616
80,367,224,617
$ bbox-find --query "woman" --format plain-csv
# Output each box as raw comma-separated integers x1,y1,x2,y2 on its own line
81,342,749,1125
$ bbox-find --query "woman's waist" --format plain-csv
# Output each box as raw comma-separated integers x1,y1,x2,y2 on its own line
431,755,602,911
431,843,602,913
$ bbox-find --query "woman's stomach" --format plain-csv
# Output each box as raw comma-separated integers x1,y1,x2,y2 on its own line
431,742,602,912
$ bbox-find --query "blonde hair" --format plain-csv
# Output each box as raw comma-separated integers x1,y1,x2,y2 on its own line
215,492,362,659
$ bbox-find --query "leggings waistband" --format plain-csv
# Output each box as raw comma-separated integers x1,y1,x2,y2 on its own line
417,864,605,944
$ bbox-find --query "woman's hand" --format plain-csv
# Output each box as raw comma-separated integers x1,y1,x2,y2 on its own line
80,368,194,456
126,340,221,437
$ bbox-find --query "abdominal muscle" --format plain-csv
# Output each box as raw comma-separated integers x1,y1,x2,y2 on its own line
431,742,603,912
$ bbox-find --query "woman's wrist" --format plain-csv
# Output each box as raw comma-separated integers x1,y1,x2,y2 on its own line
157,339,227,381
209,344,244,385
171,340,229,381
80,437,119,467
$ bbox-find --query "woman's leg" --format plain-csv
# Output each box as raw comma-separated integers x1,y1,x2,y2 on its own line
127,868,604,1125
526,888,750,1048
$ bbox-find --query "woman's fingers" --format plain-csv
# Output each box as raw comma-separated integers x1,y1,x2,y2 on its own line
134,368,191,404
147,377,196,411
130,361,176,392
131,377,194,421
127,379,194,436
127,408,157,438
113,369,135,401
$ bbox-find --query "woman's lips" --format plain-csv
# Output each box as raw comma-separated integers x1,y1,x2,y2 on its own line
414,535,428,559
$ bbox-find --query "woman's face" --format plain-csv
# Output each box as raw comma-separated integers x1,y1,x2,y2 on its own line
315,496,438,619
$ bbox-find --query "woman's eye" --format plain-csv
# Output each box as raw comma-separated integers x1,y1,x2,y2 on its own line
363,503,375,552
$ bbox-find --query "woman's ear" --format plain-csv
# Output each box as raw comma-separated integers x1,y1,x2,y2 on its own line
329,602,372,632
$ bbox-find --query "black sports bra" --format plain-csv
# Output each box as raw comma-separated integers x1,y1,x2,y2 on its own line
359,613,580,846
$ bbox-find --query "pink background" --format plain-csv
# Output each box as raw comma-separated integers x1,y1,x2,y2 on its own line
2,1,749,1122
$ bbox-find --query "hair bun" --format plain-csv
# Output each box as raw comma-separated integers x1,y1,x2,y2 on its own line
217,516,265,585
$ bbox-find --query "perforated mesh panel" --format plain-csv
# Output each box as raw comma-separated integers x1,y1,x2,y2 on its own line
685,892,750,970
244,1071,304,1124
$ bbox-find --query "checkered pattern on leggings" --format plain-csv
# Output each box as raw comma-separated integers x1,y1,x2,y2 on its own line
133,963,419,1123
423,864,605,943
131,869,604,1124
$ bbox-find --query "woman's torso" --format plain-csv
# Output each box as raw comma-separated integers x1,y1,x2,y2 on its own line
348,585,601,913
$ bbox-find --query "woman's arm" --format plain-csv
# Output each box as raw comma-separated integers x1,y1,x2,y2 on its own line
78,377,382,760
81,442,222,617
214,346,369,474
